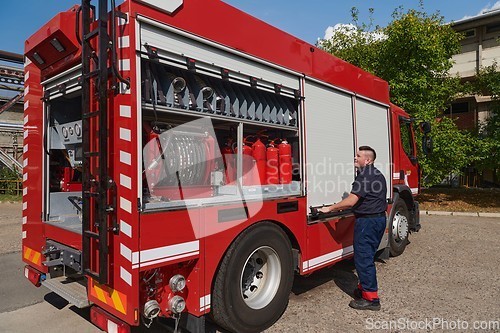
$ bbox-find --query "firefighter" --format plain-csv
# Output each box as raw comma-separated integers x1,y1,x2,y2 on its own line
319,146,387,311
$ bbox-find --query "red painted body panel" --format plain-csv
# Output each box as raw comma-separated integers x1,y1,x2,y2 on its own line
304,216,355,273
24,6,81,81
44,224,82,250
100,6,141,323
22,55,46,273
390,104,419,194
128,0,390,104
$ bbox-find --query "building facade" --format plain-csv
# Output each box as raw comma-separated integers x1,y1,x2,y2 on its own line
449,10,500,186
0,51,24,175
449,9,500,131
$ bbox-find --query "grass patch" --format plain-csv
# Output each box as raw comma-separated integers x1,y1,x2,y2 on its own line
0,194,22,202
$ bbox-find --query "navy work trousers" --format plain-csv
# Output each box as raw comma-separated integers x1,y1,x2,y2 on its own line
353,216,386,301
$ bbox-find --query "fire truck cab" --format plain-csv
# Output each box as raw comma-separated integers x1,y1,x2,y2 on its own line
22,1,426,332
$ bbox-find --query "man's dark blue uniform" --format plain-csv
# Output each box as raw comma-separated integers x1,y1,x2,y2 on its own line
318,146,388,311
351,163,387,306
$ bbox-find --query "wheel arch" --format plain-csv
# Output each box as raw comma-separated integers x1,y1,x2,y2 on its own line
210,219,301,292
272,220,302,272
393,185,415,211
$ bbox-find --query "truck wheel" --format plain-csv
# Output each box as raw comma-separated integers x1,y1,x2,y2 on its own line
211,222,293,333
389,199,410,257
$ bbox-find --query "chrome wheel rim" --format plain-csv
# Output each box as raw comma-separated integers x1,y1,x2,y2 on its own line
240,246,281,309
392,211,409,242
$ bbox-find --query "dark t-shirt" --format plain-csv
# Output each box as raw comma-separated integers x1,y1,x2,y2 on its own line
351,164,387,215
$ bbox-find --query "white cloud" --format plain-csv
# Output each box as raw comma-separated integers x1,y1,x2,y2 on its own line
478,1,500,14
319,23,385,46
459,1,500,20
323,23,357,40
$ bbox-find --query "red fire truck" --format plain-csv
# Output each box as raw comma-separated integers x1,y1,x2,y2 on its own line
22,1,430,332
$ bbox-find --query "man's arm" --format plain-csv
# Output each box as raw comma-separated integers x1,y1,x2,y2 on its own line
318,193,360,213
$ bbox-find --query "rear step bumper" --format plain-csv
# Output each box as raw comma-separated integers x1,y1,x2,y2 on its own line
42,276,91,308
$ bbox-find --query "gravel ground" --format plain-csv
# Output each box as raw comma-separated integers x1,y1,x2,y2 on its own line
3,203,499,332
0,202,22,255
267,215,500,332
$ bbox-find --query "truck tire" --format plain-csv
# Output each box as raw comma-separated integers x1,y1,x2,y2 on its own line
211,222,293,333
389,199,410,256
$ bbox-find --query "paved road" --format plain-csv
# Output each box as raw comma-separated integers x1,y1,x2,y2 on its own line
1,202,499,332
0,253,168,333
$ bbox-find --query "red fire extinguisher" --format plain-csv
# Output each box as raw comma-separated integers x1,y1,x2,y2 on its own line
222,137,235,184
266,140,280,184
142,123,163,190
203,134,216,185
278,139,292,184
236,137,255,185
252,137,267,185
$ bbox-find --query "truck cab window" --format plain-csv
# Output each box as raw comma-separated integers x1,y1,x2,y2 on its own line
400,121,414,157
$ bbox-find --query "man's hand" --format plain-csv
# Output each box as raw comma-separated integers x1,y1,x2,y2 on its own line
319,206,333,214
318,194,359,214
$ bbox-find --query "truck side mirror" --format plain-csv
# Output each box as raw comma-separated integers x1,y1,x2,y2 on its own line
420,121,431,134
422,135,433,156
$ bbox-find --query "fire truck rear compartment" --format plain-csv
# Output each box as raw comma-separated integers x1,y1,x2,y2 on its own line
46,93,84,233
40,90,92,307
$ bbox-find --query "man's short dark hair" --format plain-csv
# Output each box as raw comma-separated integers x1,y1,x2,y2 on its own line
359,146,376,161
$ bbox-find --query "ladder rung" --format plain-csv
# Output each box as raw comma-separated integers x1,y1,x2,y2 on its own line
84,230,100,239
115,10,127,20
83,268,101,281
84,70,100,79
84,28,99,42
83,191,100,198
83,111,100,119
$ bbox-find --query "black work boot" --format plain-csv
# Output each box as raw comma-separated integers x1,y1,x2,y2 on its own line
353,288,362,299
349,298,381,311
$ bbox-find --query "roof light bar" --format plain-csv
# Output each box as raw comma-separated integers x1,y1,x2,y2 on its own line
32,52,45,65
50,38,65,53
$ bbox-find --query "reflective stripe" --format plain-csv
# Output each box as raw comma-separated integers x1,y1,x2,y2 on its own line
23,246,42,266
200,294,211,311
302,246,354,272
90,280,127,315
132,240,200,269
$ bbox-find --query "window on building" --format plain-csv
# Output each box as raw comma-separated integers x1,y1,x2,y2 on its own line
486,23,500,34
463,29,476,38
444,102,469,115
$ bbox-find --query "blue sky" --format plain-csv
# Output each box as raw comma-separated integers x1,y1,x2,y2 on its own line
1,0,499,55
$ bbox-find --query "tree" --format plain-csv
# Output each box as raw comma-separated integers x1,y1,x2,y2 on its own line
319,8,382,73
318,3,473,186
468,63,500,183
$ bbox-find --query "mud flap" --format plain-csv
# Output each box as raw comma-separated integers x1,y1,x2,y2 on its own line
410,201,421,232
179,313,218,333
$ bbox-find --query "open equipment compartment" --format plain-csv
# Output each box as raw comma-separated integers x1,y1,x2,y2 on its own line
140,59,302,211
42,66,84,234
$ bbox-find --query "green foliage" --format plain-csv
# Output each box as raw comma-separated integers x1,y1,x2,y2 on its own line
0,167,22,196
378,7,462,119
318,3,471,185
418,118,476,185
318,7,382,73
0,194,22,202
